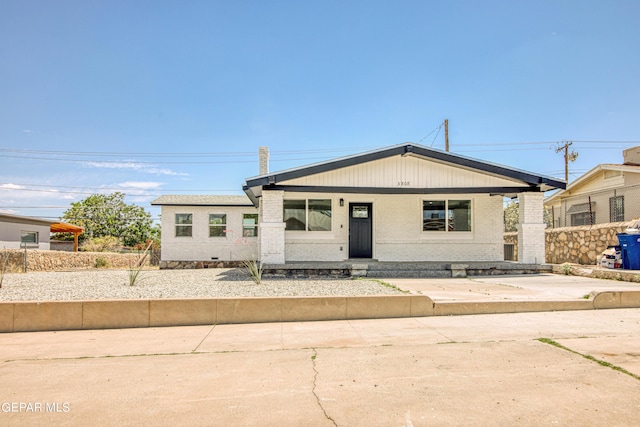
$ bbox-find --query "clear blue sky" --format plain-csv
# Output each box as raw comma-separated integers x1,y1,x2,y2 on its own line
1,0,639,221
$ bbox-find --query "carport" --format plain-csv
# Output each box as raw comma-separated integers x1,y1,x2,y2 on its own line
50,222,84,252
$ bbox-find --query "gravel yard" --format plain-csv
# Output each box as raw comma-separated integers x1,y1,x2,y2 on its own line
0,268,404,301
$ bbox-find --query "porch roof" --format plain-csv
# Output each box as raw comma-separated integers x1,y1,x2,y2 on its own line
243,143,566,205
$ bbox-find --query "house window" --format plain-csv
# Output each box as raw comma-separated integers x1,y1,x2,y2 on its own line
284,200,306,230
243,214,259,237
571,212,594,226
308,199,332,231
209,214,227,237
21,231,38,246
423,200,471,232
609,196,624,222
284,199,332,231
175,213,193,237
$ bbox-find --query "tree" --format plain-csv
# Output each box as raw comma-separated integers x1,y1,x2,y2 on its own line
60,192,155,247
503,200,519,232
503,199,553,232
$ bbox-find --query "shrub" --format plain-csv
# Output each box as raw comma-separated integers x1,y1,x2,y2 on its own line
95,257,110,268
81,236,122,252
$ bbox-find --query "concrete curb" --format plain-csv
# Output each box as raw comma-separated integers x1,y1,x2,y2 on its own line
1,291,639,333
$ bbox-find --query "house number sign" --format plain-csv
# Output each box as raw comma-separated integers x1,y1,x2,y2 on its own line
397,181,411,186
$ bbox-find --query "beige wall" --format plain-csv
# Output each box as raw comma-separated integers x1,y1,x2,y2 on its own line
284,155,530,190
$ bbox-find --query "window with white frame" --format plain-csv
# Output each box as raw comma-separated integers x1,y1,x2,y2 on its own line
284,199,332,231
175,213,193,237
423,200,471,232
209,214,227,237
243,214,259,237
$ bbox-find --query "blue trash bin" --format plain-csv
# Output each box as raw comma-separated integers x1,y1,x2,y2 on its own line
617,233,640,270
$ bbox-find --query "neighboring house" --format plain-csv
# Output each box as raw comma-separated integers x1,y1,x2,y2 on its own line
545,146,640,228
0,213,84,251
153,143,565,266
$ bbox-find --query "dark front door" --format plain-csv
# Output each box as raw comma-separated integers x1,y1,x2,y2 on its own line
349,203,372,258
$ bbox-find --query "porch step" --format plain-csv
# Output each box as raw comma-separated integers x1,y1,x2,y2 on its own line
365,262,452,278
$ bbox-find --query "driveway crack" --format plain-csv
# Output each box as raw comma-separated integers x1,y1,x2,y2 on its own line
311,348,338,426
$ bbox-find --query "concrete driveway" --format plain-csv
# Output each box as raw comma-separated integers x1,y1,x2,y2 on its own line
1,306,639,426
386,273,640,301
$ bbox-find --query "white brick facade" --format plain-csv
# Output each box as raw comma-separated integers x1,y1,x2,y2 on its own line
273,192,504,263
258,190,286,264
160,205,258,262
517,192,545,263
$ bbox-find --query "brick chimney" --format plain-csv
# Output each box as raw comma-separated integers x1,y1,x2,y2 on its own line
259,146,269,175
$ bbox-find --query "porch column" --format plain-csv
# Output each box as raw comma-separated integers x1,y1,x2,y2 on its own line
517,192,545,264
259,190,286,264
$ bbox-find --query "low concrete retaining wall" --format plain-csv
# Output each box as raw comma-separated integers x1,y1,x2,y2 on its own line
2,292,639,333
0,295,432,333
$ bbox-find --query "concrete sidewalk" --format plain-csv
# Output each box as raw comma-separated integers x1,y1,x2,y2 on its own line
1,308,639,426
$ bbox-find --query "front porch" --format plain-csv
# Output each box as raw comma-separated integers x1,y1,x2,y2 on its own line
262,260,552,278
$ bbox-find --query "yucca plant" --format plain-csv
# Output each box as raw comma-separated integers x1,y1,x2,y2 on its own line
127,241,152,286
242,255,263,284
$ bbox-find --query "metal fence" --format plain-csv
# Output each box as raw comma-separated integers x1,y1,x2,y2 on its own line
548,183,640,228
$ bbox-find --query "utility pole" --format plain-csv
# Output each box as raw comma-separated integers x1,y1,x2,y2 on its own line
444,119,449,152
555,140,578,181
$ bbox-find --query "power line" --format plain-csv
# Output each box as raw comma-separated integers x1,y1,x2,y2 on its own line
0,206,71,209
1,140,636,157
1,141,636,164
417,123,443,145
0,146,374,157
0,154,353,165
1,182,239,192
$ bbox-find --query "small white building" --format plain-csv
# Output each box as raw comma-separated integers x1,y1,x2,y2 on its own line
0,213,84,251
152,143,565,267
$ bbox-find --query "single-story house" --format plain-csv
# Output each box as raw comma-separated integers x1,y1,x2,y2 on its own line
0,213,84,251
152,143,565,266
545,145,640,227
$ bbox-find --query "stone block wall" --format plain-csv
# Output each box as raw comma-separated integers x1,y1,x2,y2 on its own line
0,250,151,273
545,222,629,265
504,221,630,265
